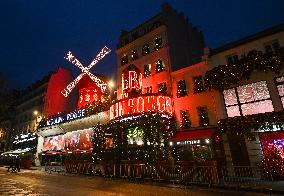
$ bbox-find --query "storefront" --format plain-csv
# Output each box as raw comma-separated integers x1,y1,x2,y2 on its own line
259,130,284,179
36,110,108,166
170,128,225,165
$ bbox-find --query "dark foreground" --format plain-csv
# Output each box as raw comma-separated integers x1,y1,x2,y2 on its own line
0,168,277,196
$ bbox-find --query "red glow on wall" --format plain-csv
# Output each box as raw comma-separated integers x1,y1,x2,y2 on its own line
77,75,104,108
45,67,76,117
110,95,173,120
77,87,102,108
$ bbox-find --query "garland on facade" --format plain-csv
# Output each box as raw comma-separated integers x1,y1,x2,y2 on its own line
204,49,284,91
217,110,284,137
83,94,111,116
94,112,177,166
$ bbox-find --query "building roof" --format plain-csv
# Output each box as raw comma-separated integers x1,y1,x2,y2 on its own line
211,22,284,55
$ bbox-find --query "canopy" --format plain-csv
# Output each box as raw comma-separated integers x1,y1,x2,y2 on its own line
172,128,217,141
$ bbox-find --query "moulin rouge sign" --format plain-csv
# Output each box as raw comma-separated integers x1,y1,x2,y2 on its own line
110,95,173,120
110,65,173,120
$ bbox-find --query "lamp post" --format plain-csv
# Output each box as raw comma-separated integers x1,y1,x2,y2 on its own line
33,110,41,132
108,80,115,103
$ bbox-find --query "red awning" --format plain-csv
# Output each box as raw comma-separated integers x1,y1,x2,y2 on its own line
172,128,217,141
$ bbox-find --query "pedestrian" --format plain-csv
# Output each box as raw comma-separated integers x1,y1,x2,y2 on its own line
15,156,21,172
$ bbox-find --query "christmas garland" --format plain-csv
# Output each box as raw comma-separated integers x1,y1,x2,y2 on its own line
217,110,284,136
205,49,284,91
93,112,177,166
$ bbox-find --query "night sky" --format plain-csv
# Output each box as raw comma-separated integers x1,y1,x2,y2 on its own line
0,0,284,89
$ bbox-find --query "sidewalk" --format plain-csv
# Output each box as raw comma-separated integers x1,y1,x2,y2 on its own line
2,166,284,195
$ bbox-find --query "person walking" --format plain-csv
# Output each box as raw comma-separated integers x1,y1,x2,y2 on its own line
15,156,21,172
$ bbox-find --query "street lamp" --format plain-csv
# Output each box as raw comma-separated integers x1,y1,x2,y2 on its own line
108,80,115,103
33,110,38,116
33,110,41,132
108,80,115,88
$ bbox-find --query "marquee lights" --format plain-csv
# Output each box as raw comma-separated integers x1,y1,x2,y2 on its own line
61,46,111,97
109,95,173,120
46,109,86,126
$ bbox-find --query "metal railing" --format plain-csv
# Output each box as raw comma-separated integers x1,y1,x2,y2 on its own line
61,161,276,190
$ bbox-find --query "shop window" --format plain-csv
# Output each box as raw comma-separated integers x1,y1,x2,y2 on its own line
155,36,163,50
121,54,128,65
264,40,280,53
144,64,151,78
142,44,150,56
158,82,167,94
131,50,138,60
197,106,209,127
155,59,165,73
226,54,238,65
193,76,205,93
223,81,274,117
127,127,144,146
180,110,191,129
177,80,187,97
275,76,284,107
144,86,152,94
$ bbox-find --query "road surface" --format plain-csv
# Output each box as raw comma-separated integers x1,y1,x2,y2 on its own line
0,167,275,196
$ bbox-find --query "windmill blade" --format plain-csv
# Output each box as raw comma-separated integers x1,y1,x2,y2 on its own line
87,46,111,70
85,71,108,92
64,51,85,71
61,72,86,97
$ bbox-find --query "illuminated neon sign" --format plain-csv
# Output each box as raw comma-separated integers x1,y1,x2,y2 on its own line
46,109,86,126
110,95,173,120
122,66,142,98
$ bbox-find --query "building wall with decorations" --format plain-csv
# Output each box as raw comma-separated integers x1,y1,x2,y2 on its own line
6,67,76,156
116,3,204,100
172,61,223,128
207,23,284,175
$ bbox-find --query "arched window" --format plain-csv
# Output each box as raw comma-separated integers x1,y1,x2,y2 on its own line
142,44,150,56
155,59,165,73
154,36,163,50
131,50,138,60
121,54,128,65
144,64,151,78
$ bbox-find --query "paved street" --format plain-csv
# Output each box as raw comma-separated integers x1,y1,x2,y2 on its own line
0,168,278,196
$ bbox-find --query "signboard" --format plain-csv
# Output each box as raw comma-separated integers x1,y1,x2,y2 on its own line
46,109,86,126
42,128,93,152
110,95,173,120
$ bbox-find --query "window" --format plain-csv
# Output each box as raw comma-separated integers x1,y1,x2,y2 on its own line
158,82,167,94
127,127,144,146
144,64,151,78
264,40,280,53
193,76,205,93
121,54,128,65
275,76,284,107
223,81,274,117
197,106,209,127
155,36,163,50
142,44,150,56
155,59,165,73
131,50,138,60
180,110,191,129
177,80,187,97
144,86,152,94
226,54,239,65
